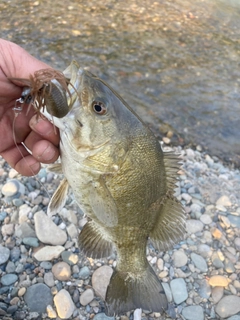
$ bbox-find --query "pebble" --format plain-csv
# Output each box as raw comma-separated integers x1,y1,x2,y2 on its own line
54,289,75,319
18,287,26,297
211,286,224,303
80,288,94,306
15,222,36,238
1,180,24,196
34,245,65,261
79,266,91,279
24,283,53,313
182,305,204,320
162,282,172,302
190,253,208,272
186,219,204,234
52,261,71,281
170,278,188,304
61,251,79,265
1,274,18,286
209,275,229,287
22,237,39,247
216,295,240,318
216,195,232,207
173,250,188,267
92,266,113,299
199,214,212,224
228,215,240,228
0,246,10,264
1,223,14,236
44,272,55,287
93,313,115,320
66,223,78,239
34,211,67,245
46,305,57,318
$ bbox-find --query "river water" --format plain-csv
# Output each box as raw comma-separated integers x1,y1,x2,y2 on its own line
1,0,240,165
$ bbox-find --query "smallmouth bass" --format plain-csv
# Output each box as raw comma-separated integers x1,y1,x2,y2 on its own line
43,61,185,316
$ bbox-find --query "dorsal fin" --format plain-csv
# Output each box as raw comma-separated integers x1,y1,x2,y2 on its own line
163,151,182,191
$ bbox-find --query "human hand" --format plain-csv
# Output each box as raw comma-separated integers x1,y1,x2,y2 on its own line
0,39,60,176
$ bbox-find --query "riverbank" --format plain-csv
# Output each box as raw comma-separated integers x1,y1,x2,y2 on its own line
0,144,240,320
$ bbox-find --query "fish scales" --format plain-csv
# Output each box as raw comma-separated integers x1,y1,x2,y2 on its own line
43,61,186,316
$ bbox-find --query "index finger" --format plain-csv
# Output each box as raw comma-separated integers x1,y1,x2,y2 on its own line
29,114,59,146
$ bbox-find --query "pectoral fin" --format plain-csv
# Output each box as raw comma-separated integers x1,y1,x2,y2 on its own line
150,194,185,251
78,221,113,258
47,163,63,174
47,178,69,216
88,177,118,227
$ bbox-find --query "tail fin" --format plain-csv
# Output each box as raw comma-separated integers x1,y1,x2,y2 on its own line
105,263,168,316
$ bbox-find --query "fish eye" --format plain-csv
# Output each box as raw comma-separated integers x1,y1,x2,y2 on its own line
92,101,107,115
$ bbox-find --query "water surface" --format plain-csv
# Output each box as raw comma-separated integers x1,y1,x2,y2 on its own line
1,0,240,165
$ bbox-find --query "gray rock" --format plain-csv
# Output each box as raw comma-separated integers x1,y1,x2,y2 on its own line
186,220,204,234
0,246,10,265
15,222,36,238
5,261,16,273
216,295,240,318
10,247,21,262
1,180,25,196
80,288,94,306
228,215,240,228
224,259,235,273
44,272,55,287
162,282,172,302
22,237,39,247
93,313,115,320
197,244,212,258
61,251,78,265
212,286,224,304
190,253,208,272
24,283,53,314
79,266,90,279
211,252,224,269
34,211,67,245
227,316,240,320
170,278,188,304
40,262,53,270
197,279,211,299
1,274,18,286
0,211,7,221
173,250,188,267
216,195,231,207
182,305,204,320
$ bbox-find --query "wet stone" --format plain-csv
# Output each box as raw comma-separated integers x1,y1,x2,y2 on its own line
211,252,224,269
170,278,188,304
22,237,39,247
228,215,240,228
190,253,208,272
216,295,240,318
54,289,75,319
80,288,94,306
6,261,16,273
79,266,90,279
198,279,211,299
0,246,10,265
186,220,204,234
52,261,71,281
93,313,115,320
61,251,78,265
182,305,204,320
209,275,229,287
173,250,188,267
212,286,224,304
92,266,113,299
1,274,18,286
24,283,53,314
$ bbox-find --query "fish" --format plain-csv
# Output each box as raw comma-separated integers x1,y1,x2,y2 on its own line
43,61,186,316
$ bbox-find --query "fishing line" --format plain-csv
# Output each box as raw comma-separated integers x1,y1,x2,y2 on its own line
12,97,51,199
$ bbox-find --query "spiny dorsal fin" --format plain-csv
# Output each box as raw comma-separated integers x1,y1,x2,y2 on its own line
47,163,63,174
78,221,113,259
163,151,182,191
47,178,69,216
149,194,185,251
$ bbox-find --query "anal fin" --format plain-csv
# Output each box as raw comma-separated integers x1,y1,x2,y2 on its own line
78,221,113,259
150,194,185,251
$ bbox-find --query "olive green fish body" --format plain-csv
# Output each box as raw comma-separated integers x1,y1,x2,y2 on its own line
45,62,185,316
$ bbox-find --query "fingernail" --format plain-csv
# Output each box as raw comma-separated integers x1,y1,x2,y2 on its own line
39,145,55,161
30,162,41,173
30,117,53,136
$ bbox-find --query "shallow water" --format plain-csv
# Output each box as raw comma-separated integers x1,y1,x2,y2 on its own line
1,0,240,165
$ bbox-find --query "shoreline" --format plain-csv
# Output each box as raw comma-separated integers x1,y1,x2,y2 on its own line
0,144,240,320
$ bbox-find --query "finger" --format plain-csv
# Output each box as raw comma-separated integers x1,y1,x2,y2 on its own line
1,144,41,176
29,115,59,146
32,140,59,164
24,131,59,163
